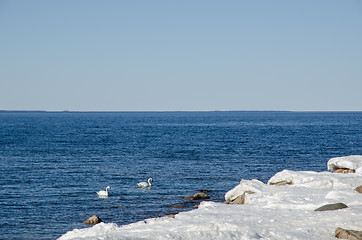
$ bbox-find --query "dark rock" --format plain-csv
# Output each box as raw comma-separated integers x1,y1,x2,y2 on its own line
314,203,348,211
355,185,362,193
335,227,362,240
269,181,293,186
83,215,102,225
183,192,210,200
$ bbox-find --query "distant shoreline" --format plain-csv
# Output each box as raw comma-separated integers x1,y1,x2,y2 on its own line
0,110,290,113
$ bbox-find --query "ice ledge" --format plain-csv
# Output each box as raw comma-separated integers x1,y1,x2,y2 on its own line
327,155,362,172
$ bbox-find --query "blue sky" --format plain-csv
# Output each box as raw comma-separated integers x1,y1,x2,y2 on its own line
1,0,361,111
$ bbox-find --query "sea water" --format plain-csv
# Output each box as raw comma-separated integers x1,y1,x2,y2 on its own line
0,111,361,240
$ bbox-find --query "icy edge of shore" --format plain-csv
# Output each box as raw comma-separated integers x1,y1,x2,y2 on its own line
59,155,362,240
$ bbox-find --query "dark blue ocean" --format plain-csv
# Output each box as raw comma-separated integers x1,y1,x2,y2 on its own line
0,111,361,239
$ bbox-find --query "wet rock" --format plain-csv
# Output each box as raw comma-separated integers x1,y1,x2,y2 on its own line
83,215,102,225
334,168,356,173
269,181,293,186
335,227,362,240
314,203,348,211
183,192,210,200
355,185,362,193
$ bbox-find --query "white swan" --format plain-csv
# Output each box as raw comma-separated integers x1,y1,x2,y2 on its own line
97,186,111,197
137,178,153,188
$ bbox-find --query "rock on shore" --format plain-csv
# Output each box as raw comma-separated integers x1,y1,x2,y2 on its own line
83,215,102,225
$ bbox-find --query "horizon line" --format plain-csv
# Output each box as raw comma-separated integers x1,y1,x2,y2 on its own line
0,109,361,113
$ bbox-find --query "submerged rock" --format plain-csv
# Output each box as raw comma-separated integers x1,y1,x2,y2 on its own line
314,203,348,211
182,192,209,200
83,215,102,225
335,227,362,240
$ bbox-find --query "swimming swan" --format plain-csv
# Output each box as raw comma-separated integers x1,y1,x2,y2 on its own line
137,178,153,188
97,186,111,197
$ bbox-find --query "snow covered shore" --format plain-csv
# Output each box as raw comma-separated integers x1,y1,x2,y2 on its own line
59,156,362,240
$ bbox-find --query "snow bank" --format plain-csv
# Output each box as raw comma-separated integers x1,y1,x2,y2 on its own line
59,156,362,240
225,169,361,211
327,155,362,173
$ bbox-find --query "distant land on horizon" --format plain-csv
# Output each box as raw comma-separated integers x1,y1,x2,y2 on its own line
0,110,290,113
